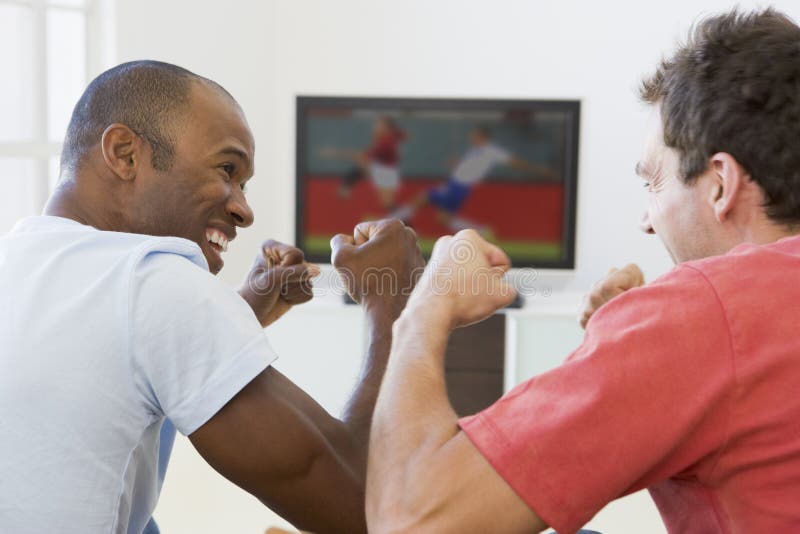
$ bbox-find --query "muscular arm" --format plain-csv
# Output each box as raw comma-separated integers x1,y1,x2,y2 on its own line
190,301,395,533
367,306,546,533
367,231,547,533
339,298,399,452
190,219,421,534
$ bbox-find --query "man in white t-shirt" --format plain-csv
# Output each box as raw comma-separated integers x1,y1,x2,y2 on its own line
0,60,423,534
394,125,550,234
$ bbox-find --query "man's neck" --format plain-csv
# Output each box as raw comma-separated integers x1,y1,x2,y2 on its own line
742,216,800,247
44,179,123,233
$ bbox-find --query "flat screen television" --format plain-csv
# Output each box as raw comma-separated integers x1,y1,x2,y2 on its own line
296,96,580,268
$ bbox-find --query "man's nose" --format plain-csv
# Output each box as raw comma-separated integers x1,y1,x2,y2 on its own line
639,211,655,234
228,190,255,228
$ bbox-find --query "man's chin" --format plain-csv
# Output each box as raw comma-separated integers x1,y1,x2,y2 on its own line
208,255,224,275
200,244,224,274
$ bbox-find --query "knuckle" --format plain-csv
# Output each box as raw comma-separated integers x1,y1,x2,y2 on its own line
623,263,643,279
623,263,640,273
456,228,477,239
598,280,615,294
385,219,405,234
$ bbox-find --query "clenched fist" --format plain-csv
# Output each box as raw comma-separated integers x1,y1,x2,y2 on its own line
239,240,321,327
408,229,516,330
579,263,644,329
330,219,424,311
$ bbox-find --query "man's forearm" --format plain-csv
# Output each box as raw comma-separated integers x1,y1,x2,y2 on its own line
364,231,545,533
375,304,456,443
367,304,460,525
327,297,408,480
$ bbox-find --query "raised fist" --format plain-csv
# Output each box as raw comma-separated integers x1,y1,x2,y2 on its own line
239,240,320,327
330,219,424,310
579,263,644,329
409,229,516,329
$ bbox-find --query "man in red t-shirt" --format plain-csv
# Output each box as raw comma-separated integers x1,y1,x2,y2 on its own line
365,8,800,533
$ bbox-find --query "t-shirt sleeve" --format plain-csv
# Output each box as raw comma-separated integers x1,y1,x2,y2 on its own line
458,265,735,533
128,247,277,436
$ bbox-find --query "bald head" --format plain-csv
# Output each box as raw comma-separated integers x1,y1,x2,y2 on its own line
61,60,237,175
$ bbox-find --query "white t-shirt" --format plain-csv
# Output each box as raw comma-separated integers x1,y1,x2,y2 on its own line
452,143,512,185
0,216,277,533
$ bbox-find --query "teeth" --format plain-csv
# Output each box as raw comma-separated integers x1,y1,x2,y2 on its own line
206,229,229,253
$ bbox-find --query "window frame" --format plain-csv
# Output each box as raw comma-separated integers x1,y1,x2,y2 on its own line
0,0,113,212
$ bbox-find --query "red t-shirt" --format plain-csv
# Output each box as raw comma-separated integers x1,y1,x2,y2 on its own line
367,130,405,166
460,235,800,533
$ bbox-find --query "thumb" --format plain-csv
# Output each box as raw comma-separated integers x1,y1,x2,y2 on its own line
618,263,645,289
353,221,380,246
306,262,322,278
277,247,305,267
484,242,512,272
625,263,645,287
495,277,517,308
271,263,319,286
330,234,356,266
331,233,356,250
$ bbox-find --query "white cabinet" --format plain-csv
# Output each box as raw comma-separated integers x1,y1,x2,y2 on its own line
504,306,585,390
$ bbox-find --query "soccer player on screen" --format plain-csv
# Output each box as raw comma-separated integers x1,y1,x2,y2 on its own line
320,115,407,212
394,125,553,235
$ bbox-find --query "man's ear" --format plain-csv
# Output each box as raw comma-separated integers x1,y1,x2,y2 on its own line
708,152,748,223
100,124,145,181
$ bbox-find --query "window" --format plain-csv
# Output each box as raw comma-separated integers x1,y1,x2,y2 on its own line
0,0,112,234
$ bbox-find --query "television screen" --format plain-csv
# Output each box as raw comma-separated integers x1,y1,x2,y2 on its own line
296,96,579,268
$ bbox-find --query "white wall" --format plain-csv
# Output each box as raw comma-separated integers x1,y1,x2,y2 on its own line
114,1,800,532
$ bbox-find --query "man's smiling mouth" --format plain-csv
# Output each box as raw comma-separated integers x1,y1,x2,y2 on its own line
206,228,230,253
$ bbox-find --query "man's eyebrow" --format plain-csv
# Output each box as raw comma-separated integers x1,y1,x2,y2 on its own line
635,161,647,178
217,146,251,166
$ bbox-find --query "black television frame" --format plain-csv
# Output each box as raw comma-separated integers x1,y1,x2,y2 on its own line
295,95,580,269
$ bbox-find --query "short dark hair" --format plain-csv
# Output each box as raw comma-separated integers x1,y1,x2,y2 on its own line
640,8,800,225
61,60,228,173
